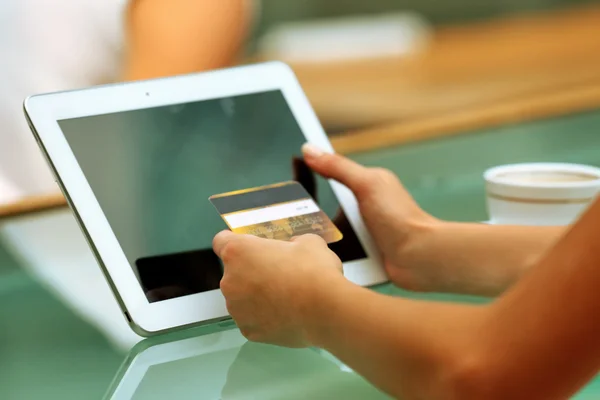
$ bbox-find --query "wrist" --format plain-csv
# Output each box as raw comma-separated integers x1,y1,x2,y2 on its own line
394,218,454,293
398,217,444,266
299,274,360,348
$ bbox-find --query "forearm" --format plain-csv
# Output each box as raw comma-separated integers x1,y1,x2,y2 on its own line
309,201,600,399
403,221,565,296
123,0,251,80
306,281,487,399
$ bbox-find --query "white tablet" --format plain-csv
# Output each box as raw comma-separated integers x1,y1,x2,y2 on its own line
24,61,386,336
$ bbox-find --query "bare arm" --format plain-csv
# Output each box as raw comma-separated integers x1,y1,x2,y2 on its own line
305,198,600,399
401,222,566,296
213,148,600,398
302,145,566,296
123,0,251,80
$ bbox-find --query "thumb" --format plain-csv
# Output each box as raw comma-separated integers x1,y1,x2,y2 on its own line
301,143,370,195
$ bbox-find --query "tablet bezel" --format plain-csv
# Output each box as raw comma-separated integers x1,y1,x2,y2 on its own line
24,61,387,335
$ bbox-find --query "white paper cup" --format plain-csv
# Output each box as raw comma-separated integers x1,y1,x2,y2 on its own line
484,163,600,226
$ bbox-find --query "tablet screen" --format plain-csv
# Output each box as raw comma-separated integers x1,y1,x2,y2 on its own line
58,90,367,302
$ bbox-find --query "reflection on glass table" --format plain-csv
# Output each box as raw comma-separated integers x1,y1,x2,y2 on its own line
105,326,390,400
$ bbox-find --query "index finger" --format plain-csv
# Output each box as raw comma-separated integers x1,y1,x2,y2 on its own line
290,233,328,249
301,144,370,195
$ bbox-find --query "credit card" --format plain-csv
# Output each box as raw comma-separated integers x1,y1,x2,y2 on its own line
209,181,343,243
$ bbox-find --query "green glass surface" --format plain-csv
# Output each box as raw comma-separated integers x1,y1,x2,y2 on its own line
1,109,600,398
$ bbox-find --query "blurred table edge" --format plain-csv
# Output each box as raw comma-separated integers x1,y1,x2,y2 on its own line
0,193,67,221
282,4,600,129
331,81,600,154
1,81,599,221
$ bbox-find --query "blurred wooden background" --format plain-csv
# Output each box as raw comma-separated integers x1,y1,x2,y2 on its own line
286,4,600,132
1,3,599,219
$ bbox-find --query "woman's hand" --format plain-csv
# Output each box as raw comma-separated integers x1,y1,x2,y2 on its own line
213,231,346,347
302,144,441,291
214,168,600,399
302,144,564,296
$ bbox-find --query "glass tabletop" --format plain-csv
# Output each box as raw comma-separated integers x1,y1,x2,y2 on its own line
2,109,600,399
104,321,394,400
